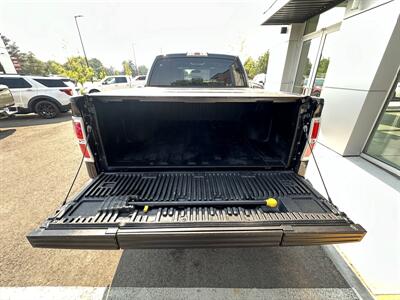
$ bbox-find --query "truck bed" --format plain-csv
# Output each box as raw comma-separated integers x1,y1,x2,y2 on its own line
113,122,285,167
28,170,365,249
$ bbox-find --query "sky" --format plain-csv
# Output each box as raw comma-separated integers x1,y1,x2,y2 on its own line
0,0,283,69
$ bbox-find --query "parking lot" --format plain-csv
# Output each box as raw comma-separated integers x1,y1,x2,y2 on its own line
0,113,373,299
0,114,121,286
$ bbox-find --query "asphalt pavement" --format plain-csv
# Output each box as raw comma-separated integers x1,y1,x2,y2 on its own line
106,246,362,299
0,113,121,287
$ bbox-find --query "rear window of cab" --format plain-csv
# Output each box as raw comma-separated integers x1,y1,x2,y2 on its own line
148,57,246,88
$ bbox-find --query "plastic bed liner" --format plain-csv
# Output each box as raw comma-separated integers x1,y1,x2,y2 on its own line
28,170,366,249
93,101,300,169
115,122,285,167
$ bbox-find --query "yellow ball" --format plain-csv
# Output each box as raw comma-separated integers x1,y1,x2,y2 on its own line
265,198,278,208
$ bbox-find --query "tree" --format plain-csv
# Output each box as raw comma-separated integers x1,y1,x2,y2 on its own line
98,68,107,79
19,52,47,75
104,66,115,76
244,57,257,79
44,60,65,75
121,60,138,76
0,34,20,59
304,58,312,76
61,56,94,84
88,58,106,79
138,65,148,75
1,34,26,74
243,51,270,79
316,58,330,78
122,60,132,76
255,51,269,75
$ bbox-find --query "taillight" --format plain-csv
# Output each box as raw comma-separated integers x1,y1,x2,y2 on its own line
79,143,91,158
60,88,73,96
73,121,84,139
302,118,321,160
72,116,93,161
311,119,320,140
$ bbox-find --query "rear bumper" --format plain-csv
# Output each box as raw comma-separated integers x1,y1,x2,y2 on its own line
28,223,365,249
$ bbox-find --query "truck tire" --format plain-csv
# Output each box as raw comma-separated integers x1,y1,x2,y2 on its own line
86,162,98,179
35,100,60,119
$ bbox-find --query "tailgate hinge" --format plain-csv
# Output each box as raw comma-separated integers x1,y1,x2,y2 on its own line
106,227,118,235
281,225,294,232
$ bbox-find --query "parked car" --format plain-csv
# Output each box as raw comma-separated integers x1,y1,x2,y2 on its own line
253,73,266,86
0,84,16,119
249,80,264,89
132,75,146,87
302,78,325,97
84,75,134,94
0,75,78,118
28,53,365,249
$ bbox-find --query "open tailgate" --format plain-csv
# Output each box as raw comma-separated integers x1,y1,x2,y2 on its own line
28,171,365,249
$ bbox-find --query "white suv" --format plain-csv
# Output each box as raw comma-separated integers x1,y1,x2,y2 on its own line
0,75,78,118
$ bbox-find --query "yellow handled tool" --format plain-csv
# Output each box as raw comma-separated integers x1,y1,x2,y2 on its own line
134,199,279,209
265,198,278,208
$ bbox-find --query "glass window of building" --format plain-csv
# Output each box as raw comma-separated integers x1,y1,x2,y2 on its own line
293,38,320,94
364,76,400,171
311,30,341,96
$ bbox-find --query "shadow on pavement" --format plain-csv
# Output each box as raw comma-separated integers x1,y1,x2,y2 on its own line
0,128,16,140
0,112,72,129
110,246,349,289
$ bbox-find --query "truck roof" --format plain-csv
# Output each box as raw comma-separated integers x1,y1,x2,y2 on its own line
81,87,303,102
155,53,239,60
103,75,132,78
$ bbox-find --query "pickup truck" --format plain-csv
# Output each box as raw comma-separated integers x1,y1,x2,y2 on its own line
28,53,366,249
84,75,137,94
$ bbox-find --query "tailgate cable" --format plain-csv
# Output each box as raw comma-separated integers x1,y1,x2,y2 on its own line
62,125,92,206
303,125,332,202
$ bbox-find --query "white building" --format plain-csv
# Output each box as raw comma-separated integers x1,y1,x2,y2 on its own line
262,0,399,296
0,37,17,74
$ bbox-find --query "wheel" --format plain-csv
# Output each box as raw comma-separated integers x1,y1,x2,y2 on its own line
89,89,100,94
35,100,60,119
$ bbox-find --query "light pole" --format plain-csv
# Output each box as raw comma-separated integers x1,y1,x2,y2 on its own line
74,15,90,68
132,43,138,75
